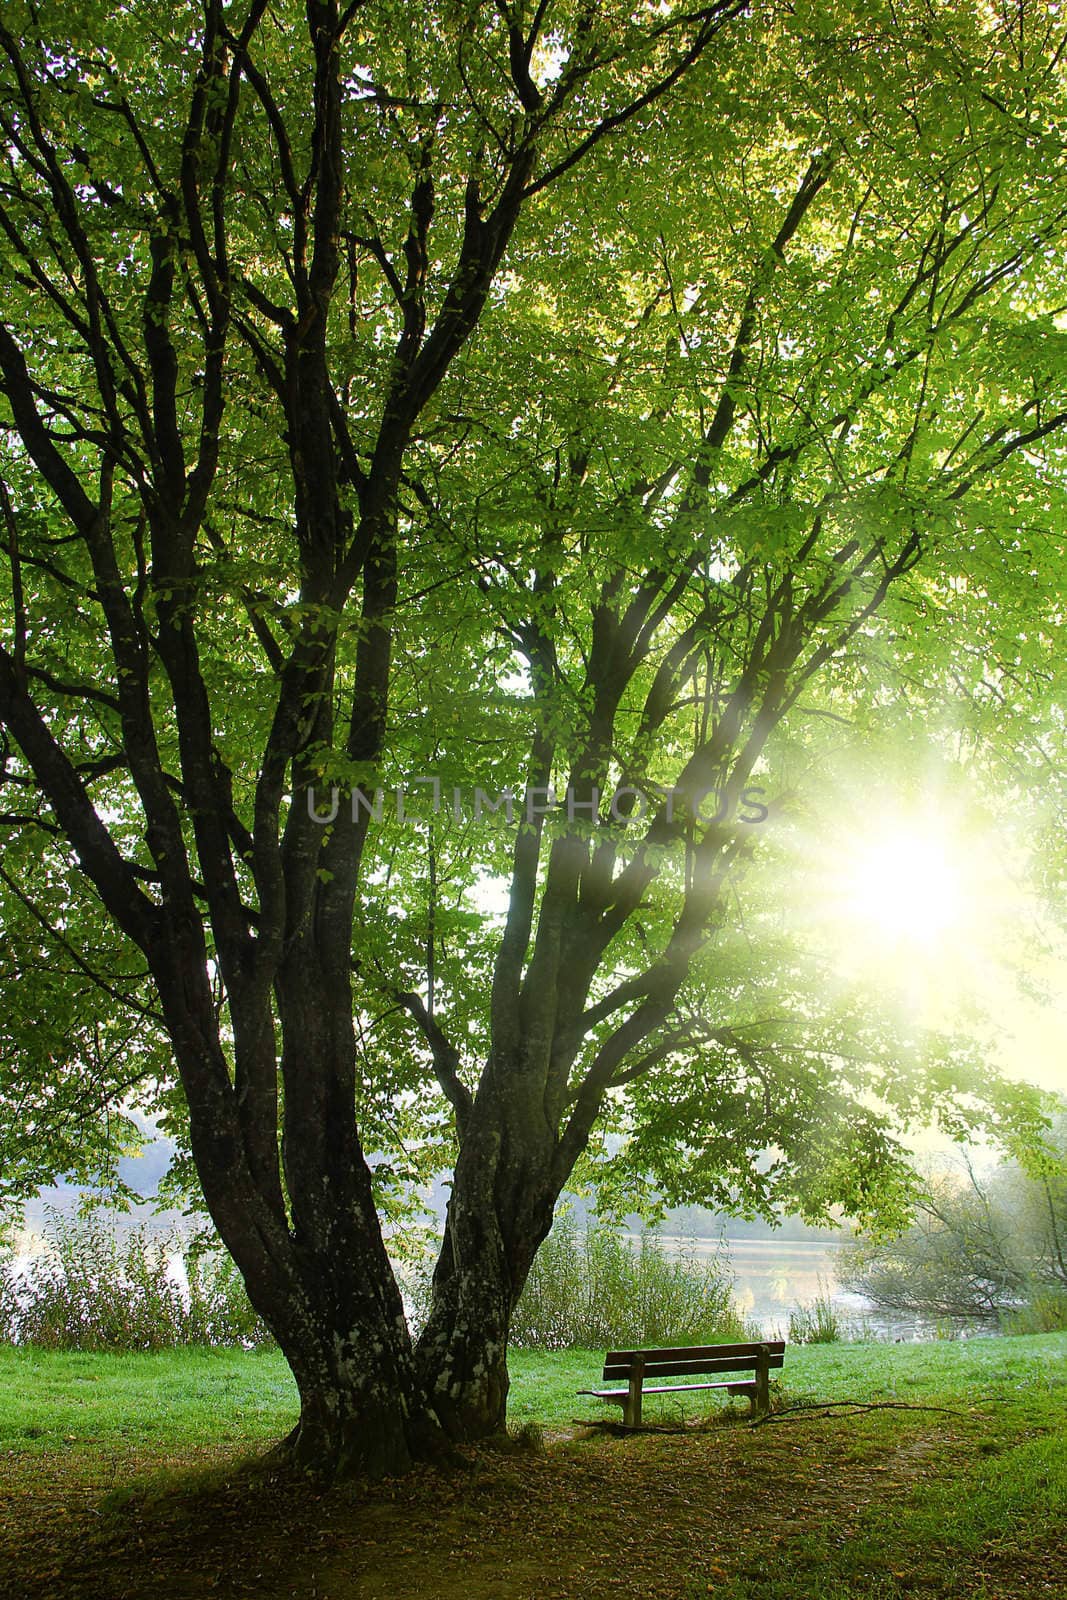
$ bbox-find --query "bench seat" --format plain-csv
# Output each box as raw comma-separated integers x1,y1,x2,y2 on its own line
585,1378,761,1400
579,1340,785,1427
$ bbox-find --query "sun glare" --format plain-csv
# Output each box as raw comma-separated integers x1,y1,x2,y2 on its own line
844,828,968,947
811,805,1067,1094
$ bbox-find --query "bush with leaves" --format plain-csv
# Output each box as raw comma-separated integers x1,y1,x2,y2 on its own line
504,1214,751,1352
2,1211,272,1350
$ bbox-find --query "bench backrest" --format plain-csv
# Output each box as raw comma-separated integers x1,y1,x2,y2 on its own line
603,1340,786,1381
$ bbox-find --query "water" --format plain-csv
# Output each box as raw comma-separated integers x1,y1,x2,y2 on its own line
652,1235,989,1342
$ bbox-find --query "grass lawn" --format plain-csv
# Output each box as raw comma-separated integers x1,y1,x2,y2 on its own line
1,1334,1065,1597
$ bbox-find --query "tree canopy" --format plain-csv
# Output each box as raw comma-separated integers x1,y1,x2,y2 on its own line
1,0,1066,1476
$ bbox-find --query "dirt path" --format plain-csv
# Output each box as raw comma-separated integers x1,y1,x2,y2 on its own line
3,1417,1061,1599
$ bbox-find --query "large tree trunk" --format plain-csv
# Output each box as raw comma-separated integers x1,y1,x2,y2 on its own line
415,1077,560,1440
167,982,443,1480
416,1259,513,1440
219,1190,445,1478
190,1154,442,1478
268,1281,438,1480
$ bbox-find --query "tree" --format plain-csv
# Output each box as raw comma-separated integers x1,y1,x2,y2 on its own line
840,1123,1067,1322
1,0,1066,1477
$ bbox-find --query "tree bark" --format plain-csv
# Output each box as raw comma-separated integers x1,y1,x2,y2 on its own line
157,952,442,1481
264,1273,438,1480
415,1075,560,1440
206,1151,444,1479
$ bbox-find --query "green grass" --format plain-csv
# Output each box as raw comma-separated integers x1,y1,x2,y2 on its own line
694,1421,1067,1599
528,1335,1067,1597
0,1345,297,1465
675,1333,1067,1599
3,1330,1065,1451
518,1330,1067,1424
3,1334,1066,1598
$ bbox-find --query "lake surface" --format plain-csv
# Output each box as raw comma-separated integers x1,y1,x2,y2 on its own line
648,1234,984,1342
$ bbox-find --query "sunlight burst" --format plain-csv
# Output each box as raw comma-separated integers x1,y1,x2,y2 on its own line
842,827,969,948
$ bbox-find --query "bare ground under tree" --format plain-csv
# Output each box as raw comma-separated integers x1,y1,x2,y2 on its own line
4,1409,1066,1600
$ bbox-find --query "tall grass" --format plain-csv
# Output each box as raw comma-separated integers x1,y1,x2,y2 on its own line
3,1209,800,1356
1001,1290,1067,1336
787,1288,842,1344
783,1280,844,1344
0,1211,271,1350
508,1214,751,1350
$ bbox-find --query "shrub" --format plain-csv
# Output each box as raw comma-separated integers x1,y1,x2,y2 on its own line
1,1210,272,1350
839,1169,1021,1322
788,1289,842,1344
0,1231,21,1345
508,1214,751,1351
1000,1292,1067,1336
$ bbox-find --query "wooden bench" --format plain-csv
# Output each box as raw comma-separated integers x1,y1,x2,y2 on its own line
578,1339,785,1427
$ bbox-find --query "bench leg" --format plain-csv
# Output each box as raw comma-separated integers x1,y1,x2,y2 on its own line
623,1358,645,1427
754,1346,770,1418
